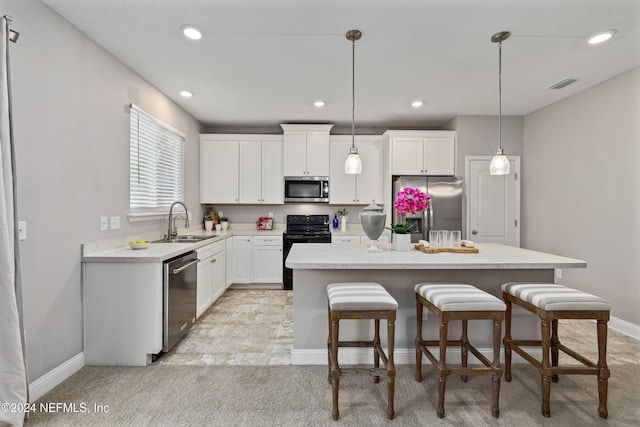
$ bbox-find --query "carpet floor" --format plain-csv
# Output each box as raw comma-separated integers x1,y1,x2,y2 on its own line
25,364,639,426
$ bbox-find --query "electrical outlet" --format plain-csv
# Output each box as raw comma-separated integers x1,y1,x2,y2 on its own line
100,216,108,231
18,221,27,241
110,216,120,230
268,211,273,218
555,268,563,279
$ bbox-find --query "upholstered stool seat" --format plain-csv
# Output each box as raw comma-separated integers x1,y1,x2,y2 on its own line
415,283,506,418
501,282,610,418
326,282,397,420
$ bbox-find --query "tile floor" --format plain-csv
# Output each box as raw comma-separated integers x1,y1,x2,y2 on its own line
158,289,639,367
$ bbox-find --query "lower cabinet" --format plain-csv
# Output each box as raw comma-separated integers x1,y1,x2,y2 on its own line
230,235,283,285
196,240,226,318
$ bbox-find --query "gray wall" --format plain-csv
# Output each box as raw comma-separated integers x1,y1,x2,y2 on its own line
3,0,203,381
523,67,640,324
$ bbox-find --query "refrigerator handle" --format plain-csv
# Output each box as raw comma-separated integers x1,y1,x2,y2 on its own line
429,200,434,229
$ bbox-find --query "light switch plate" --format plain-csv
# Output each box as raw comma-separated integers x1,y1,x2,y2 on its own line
18,221,27,240
110,216,120,230
555,268,562,279
100,216,108,231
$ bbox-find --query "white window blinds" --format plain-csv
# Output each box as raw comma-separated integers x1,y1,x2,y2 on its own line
129,104,185,214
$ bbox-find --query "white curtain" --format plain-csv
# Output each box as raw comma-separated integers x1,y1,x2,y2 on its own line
0,16,28,427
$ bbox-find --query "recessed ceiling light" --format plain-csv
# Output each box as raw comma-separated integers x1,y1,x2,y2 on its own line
181,25,203,40
411,100,424,108
588,30,616,45
313,100,325,108
179,90,193,98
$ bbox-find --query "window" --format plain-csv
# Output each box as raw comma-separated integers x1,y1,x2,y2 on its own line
129,104,185,216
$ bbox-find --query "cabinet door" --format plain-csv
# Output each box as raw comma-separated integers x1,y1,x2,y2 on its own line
355,140,383,204
329,141,356,204
201,140,239,203
225,237,233,288
252,245,283,283
391,137,424,175
231,236,252,283
306,131,330,176
283,131,307,176
239,141,262,203
211,251,226,302
261,140,284,203
196,256,214,318
425,136,455,175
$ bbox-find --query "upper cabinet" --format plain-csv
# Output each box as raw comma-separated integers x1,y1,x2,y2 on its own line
200,134,284,204
329,136,383,205
281,124,333,176
385,130,456,176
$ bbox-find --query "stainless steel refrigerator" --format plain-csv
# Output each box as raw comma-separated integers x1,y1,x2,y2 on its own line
392,176,463,243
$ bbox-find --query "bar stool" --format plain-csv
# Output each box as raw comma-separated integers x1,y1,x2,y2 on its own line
326,282,397,420
415,283,506,418
502,282,611,418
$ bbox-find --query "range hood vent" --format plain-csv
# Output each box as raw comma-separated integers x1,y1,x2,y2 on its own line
547,78,578,90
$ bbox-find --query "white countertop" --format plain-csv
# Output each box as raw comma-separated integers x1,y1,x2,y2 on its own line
82,225,284,263
285,242,587,270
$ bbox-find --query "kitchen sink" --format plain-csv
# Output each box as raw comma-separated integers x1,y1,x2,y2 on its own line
152,235,216,243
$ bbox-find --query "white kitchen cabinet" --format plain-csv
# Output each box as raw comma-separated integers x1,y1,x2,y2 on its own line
201,134,283,205
225,236,233,288
196,241,226,318
385,131,456,176
200,139,239,203
281,124,333,176
231,236,252,283
361,235,391,245
252,236,283,283
332,235,361,244
239,139,284,204
329,136,383,204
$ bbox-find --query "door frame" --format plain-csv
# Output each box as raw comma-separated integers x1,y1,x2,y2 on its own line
465,155,521,247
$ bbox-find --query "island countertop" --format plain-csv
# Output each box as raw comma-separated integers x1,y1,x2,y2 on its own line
285,242,586,270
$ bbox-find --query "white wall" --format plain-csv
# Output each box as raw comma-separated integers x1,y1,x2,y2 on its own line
2,0,203,381
523,67,640,325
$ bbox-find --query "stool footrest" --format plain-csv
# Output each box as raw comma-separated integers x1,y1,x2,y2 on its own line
417,340,495,370
339,367,391,377
337,340,374,348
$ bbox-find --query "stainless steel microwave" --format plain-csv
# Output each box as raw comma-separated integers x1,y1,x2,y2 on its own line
284,176,329,203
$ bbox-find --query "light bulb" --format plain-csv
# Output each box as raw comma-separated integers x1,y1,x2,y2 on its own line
489,152,510,175
345,153,362,174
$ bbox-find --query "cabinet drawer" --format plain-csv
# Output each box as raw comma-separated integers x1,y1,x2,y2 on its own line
332,236,361,244
254,235,283,246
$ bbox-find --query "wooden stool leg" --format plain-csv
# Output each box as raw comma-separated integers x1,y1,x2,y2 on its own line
460,319,469,382
503,294,513,382
373,319,381,383
551,319,559,383
387,314,396,420
437,319,449,418
491,318,502,418
327,304,331,384
415,300,423,382
597,319,609,419
540,319,552,418
330,312,340,421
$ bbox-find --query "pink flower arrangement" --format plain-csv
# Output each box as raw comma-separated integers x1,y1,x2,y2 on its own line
395,187,431,217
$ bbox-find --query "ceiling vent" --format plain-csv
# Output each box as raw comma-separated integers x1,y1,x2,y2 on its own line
547,78,578,90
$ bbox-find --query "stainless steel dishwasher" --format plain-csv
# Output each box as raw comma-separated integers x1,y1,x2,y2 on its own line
163,251,198,352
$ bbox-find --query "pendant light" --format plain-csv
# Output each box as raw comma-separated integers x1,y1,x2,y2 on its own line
490,31,511,176
345,29,362,174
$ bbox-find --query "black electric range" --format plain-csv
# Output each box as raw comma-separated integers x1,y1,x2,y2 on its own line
282,214,332,290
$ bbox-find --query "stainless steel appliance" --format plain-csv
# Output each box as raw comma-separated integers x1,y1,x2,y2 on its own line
284,176,329,203
163,251,198,352
392,176,463,243
282,214,331,289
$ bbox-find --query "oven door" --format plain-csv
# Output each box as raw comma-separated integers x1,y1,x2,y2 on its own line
282,233,331,290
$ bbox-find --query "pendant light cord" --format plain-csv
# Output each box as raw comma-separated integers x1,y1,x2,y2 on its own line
498,39,502,152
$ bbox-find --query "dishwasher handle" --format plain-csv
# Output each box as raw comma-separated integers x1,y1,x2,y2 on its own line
172,259,199,274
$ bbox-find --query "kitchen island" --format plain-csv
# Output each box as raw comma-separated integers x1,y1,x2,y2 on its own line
285,242,586,365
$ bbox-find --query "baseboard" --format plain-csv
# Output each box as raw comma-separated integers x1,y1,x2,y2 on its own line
291,347,541,365
29,352,85,402
609,315,640,340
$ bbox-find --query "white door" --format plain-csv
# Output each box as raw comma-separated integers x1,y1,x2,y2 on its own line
306,131,330,176
355,140,383,204
252,246,283,283
261,140,284,203
200,140,239,203
231,236,252,283
283,131,307,176
466,156,520,247
211,251,226,302
391,137,424,175
196,255,214,318
239,141,262,203
424,136,455,175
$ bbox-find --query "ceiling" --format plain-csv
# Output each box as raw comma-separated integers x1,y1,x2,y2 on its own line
41,0,640,133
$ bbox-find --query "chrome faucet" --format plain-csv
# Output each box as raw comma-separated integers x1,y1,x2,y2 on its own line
166,201,190,239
